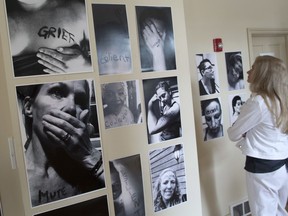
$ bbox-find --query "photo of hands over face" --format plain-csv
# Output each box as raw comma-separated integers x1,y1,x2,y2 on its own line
136,6,176,72
16,79,105,206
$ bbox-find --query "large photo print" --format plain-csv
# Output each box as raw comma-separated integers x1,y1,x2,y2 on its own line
5,0,92,77
136,6,176,72
149,144,187,212
16,79,105,206
92,4,132,76
143,77,182,144
109,155,145,216
101,80,142,129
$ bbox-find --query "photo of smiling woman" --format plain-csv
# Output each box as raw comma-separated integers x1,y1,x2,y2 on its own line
149,144,187,212
101,80,142,129
16,79,105,206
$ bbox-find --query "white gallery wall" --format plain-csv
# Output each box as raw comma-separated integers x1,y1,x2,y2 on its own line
1,0,288,216
183,0,288,216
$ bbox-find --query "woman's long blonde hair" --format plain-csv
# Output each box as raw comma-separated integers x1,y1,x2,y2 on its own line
249,55,288,133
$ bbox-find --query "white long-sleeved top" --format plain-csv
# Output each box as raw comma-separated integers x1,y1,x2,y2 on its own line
227,94,288,160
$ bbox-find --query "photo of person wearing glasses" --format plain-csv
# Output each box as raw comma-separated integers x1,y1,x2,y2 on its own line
196,53,220,96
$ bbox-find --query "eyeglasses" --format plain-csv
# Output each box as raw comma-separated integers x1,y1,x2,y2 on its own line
204,66,213,71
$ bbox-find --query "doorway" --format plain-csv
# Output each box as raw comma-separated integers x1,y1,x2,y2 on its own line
247,28,288,66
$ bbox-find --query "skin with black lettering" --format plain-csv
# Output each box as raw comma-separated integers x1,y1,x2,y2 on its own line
38,26,75,43
7,0,91,75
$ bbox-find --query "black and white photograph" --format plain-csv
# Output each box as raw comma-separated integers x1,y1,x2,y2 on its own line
0,198,2,216
92,4,132,76
228,93,249,126
201,97,224,141
5,0,92,77
196,53,220,96
16,79,105,206
136,6,176,72
149,144,187,212
143,77,182,144
101,80,142,129
225,51,245,91
109,154,145,216
34,196,109,216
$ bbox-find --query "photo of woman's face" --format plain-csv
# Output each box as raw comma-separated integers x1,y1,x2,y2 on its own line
228,62,242,82
234,100,242,113
160,171,176,201
103,83,126,107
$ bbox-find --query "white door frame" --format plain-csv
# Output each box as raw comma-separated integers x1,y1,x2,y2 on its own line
247,28,288,66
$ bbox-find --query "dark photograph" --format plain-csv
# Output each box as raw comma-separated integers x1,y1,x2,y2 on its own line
143,77,182,144
34,196,109,216
16,79,105,206
196,53,220,96
5,0,92,77
101,80,142,129
149,144,187,212
92,4,132,76
225,51,245,91
109,154,145,216
201,97,224,141
136,6,176,72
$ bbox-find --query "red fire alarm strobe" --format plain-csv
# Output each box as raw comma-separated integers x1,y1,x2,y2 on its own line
213,38,223,52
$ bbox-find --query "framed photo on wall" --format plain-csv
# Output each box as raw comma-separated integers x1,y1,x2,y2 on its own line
92,4,132,76
200,97,224,141
5,0,92,77
143,76,182,144
228,93,249,126
109,154,145,216
16,79,105,207
225,51,245,91
136,6,176,72
149,144,187,212
101,80,142,129
196,53,220,96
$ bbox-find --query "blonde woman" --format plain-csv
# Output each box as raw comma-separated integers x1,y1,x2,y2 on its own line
153,168,182,212
228,56,288,216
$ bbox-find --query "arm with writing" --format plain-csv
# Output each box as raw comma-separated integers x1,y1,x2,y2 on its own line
148,97,180,134
142,20,166,71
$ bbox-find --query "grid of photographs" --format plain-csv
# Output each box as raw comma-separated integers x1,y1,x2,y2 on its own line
2,0,249,214
3,1,192,216
196,51,247,142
